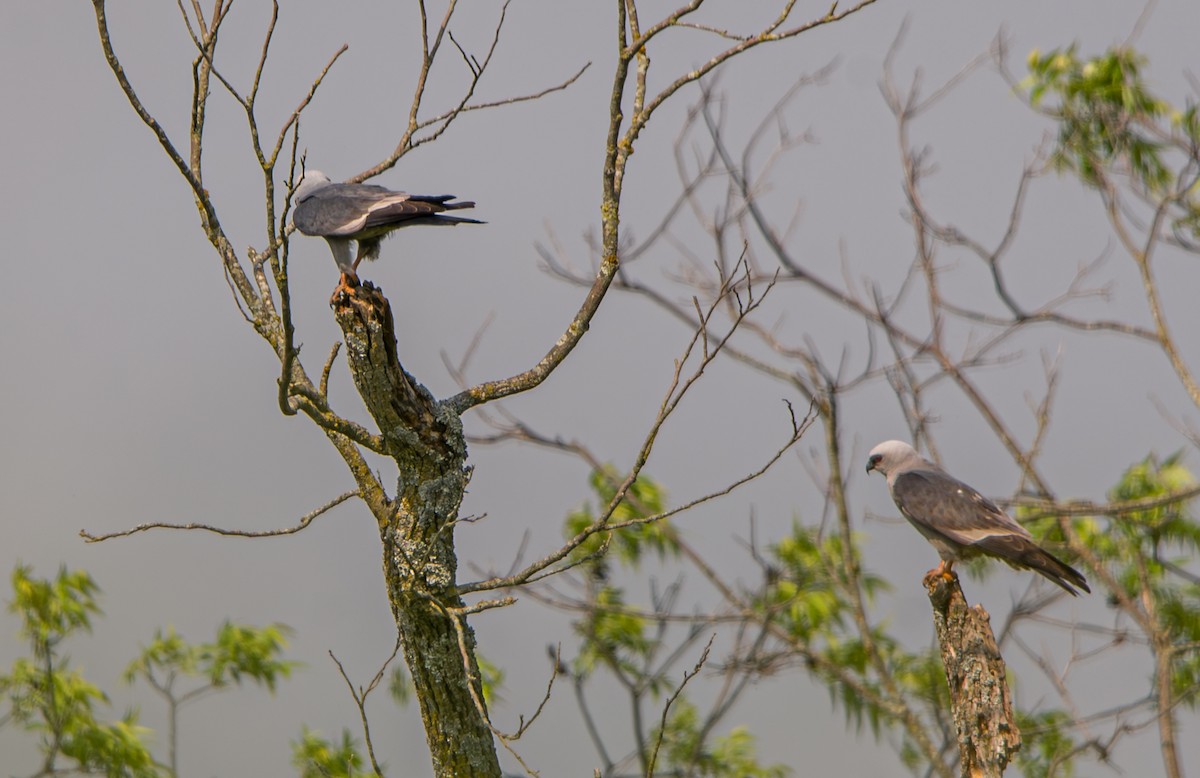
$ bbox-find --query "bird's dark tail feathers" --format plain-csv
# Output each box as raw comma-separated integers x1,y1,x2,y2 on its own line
409,194,483,218
975,535,1091,596
404,195,484,226
428,214,485,225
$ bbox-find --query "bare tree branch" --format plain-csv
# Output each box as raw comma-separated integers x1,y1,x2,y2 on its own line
80,490,360,542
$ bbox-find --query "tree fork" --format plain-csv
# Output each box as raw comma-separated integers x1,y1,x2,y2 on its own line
925,575,1021,778
332,281,500,777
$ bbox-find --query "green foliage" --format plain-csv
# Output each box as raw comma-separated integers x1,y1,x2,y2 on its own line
475,653,505,706
124,620,300,775
3,565,309,776
761,525,889,645
126,621,297,694
563,469,792,774
1026,46,1170,190
62,717,162,778
566,467,678,683
1024,45,1200,239
574,585,654,679
1074,453,1200,708
1,565,165,777
9,564,102,652
388,664,412,707
652,697,789,778
816,627,945,747
1013,709,1078,778
761,525,951,765
209,622,297,691
1096,452,1200,590
889,649,948,712
1160,592,1200,708
291,726,369,778
766,526,878,641
1109,451,1198,545
565,465,679,571
897,738,922,772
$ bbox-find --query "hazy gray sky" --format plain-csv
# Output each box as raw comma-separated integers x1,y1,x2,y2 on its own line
2,1,1198,775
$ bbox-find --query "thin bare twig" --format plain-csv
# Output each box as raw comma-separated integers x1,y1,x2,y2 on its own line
646,636,714,778
80,490,359,542
329,639,403,777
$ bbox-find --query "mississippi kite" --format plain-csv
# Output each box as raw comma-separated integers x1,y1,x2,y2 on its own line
866,440,1089,595
292,171,482,281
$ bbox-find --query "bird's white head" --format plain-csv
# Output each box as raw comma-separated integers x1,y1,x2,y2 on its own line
292,170,333,203
865,440,920,476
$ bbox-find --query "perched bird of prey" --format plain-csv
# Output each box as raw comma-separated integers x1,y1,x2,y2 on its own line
866,440,1090,595
292,171,482,281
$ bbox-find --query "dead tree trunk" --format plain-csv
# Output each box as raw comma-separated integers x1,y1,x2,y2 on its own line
925,574,1021,778
332,280,500,778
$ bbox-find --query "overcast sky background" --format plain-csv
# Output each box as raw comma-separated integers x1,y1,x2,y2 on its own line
2,1,1199,776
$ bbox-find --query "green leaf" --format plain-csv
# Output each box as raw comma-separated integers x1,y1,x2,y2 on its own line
61,713,164,778
389,664,412,707
1014,709,1078,778
1024,45,1176,195
476,653,505,706
9,564,102,651
2,566,164,777
565,465,679,572
206,621,297,692
126,621,298,696
291,726,368,778
574,585,651,676
651,698,790,777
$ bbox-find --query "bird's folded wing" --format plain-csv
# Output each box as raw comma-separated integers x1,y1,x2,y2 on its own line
892,469,1029,545
362,195,451,229
294,195,371,237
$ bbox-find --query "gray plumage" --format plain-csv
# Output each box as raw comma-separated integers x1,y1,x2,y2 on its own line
866,440,1089,595
291,171,481,278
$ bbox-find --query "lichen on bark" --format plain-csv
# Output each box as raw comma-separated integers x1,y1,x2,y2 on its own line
925,575,1021,778
332,280,500,778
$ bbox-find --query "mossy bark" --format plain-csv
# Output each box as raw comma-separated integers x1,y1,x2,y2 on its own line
333,280,499,778
925,575,1021,778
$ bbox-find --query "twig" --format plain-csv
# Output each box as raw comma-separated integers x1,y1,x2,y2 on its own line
329,640,402,777
80,490,359,542
646,636,714,778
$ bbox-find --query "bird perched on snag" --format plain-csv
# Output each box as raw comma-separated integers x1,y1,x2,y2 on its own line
866,440,1089,595
292,170,482,284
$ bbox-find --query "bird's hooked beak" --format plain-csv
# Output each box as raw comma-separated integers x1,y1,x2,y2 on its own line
865,454,882,474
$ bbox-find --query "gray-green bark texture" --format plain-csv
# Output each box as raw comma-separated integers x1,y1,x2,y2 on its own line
926,574,1021,778
333,280,500,778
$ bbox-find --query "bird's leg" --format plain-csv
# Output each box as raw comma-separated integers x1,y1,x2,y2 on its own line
352,238,381,271
329,271,361,306
922,559,957,587
350,240,368,272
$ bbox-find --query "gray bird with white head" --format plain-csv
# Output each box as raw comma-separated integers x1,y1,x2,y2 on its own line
866,440,1089,595
291,171,482,282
